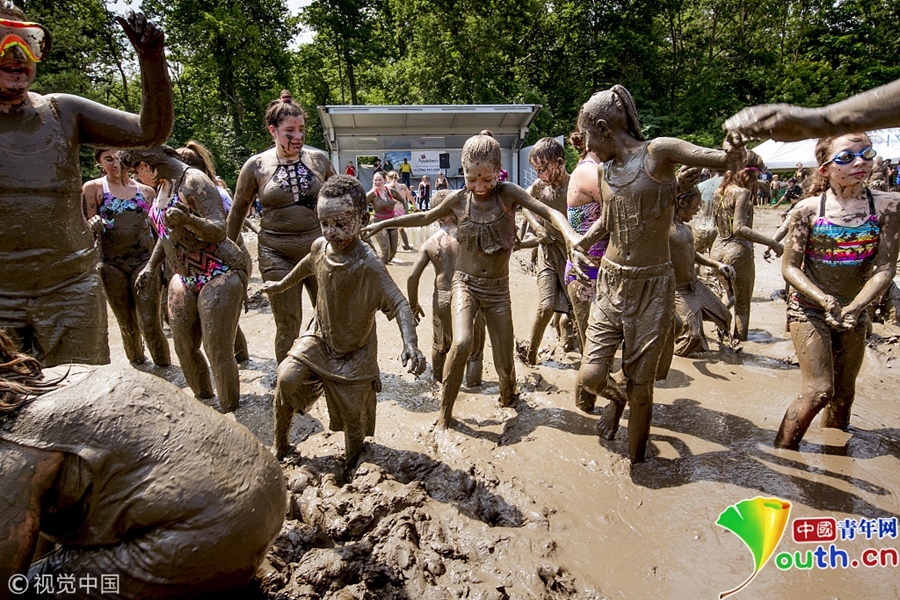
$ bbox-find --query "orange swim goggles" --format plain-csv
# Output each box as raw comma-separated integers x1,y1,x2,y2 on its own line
0,18,51,63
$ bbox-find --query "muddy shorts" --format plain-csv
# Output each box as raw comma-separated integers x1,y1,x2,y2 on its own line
583,258,675,384
451,272,511,312
0,272,109,366
537,243,571,314
674,278,731,356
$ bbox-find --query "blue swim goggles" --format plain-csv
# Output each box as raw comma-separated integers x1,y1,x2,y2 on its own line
825,147,877,165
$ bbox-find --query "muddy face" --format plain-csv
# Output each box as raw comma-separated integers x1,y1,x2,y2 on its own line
0,43,35,104
269,115,305,159
132,161,157,187
531,157,566,187
463,161,498,200
97,150,121,180
318,194,362,253
820,134,875,187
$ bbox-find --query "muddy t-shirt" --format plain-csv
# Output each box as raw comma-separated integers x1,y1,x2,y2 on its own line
290,239,406,382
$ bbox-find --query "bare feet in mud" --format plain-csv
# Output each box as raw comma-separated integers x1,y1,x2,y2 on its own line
515,338,537,365
597,401,624,441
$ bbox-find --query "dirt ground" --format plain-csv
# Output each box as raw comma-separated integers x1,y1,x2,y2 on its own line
110,207,900,600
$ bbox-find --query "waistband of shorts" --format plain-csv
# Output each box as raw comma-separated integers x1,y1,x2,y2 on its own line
453,272,510,288
601,257,673,280
675,280,695,293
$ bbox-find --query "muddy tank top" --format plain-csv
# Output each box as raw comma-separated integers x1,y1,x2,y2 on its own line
796,191,880,305
714,184,754,243
258,157,323,231
97,177,155,269
457,187,517,255
371,188,398,221
0,96,95,294
600,143,677,247
0,366,284,548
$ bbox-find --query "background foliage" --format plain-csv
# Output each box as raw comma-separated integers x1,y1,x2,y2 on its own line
22,0,900,184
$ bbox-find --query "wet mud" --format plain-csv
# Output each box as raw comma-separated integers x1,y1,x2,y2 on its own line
107,210,900,599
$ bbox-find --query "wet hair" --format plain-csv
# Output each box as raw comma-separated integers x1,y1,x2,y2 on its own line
461,130,501,171
0,0,26,20
808,132,872,196
715,151,764,201
93,147,113,162
118,145,180,170
529,137,565,166
575,85,646,143
0,329,60,417
320,174,367,216
177,141,217,180
265,90,306,129
386,170,400,181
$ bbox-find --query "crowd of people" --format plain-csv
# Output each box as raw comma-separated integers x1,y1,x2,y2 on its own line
2,3,900,596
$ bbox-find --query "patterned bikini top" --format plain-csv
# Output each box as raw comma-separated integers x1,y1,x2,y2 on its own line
98,177,150,230
271,159,319,211
805,191,879,268
456,187,517,255
149,195,179,240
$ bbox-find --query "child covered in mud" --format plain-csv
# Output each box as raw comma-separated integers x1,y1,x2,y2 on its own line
364,131,581,429
407,190,486,387
571,85,749,463
518,137,577,365
670,168,736,355
775,133,900,450
264,175,426,475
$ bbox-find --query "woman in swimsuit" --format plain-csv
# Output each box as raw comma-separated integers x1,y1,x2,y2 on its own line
226,90,336,364
385,170,415,250
82,149,169,367
368,171,407,263
775,133,900,449
126,146,248,413
711,154,784,341
365,131,580,428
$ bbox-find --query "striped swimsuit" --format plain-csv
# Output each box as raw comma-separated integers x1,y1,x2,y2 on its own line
565,158,609,285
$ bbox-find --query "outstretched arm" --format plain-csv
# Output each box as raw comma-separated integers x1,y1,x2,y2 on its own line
724,79,900,142
396,301,426,375
69,12,173,148
512,185,579,249
263,252,314,294
649,135,747,178
730,189,783,255
363,192,455,237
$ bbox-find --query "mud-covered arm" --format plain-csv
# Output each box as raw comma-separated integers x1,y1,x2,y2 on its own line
363,196,451,237
263,252,314,294
695,252,735,279
724,79,900,142
0,441,63,583
731,189,783,254
406,248,431,322
842,197,900,323
577,217,609,252
513,185,578,249
395,301,426,375
169,172,227,243
135,238,166,290
650,135,746,175
782,205,841,322
81,182,105,236
70,13,172,148
226,158,259,242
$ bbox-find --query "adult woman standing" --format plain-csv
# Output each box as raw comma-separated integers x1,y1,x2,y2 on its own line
226,91,336,365
775,134,900,449
368,171,406,263
126,146,247,413
386,170,415,250
435,171,450,192
417,176,432,211
711,156,784,341
82,149,170,367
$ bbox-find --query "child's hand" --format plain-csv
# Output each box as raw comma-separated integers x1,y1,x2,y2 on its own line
134,266,154,290
262,280,286,294
570,249,593,282
412,304,425,323
718,263,736,280
88,215,107,236
360,224,378,241
164,202,191,228
402,344,426,376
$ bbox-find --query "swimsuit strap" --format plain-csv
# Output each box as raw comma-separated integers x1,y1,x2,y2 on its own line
102,176,111,195
577,158,599,166
819,192,826,218
866,188,876,215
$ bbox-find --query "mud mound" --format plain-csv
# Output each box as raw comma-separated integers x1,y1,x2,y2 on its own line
262,455,602,600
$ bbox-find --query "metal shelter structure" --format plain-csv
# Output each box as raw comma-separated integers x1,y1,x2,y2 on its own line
316,104,542,189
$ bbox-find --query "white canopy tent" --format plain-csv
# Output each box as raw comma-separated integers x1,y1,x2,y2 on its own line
753,128,900,170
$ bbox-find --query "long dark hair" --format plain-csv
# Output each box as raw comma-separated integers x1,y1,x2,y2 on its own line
0,330,59,414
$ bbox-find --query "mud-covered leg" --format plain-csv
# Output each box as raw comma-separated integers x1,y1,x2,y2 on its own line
273,357,321,459
775,320,834,449
168,277,213,398
465,310,486,387
439,295,478,429
100,262,145,364
484,301,518,408
266,269,305,365
198,272,245,412
626,380,654,463
234,326,250,363
820,324,865,430
132,263,170,366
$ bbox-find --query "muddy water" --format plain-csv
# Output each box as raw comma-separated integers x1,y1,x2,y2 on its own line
108,210,900,599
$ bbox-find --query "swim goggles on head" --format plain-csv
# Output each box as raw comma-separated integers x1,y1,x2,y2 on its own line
0,18,51,63
825,147,877,165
